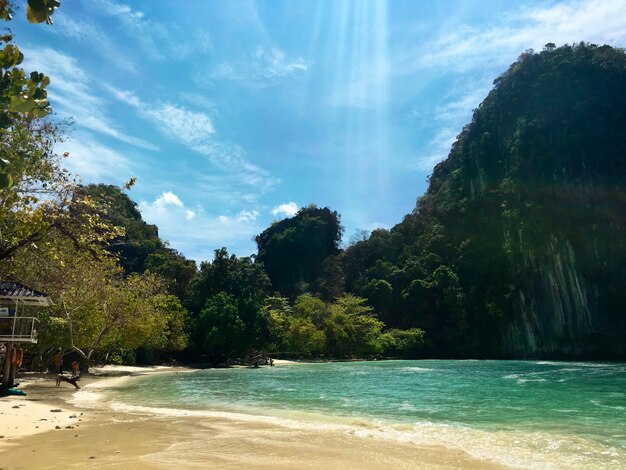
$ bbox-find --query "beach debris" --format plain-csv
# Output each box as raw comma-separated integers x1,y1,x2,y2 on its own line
0,435,4,438
69,415,77,418
50,409,62,412
39,418,47,421
88,456,95,459
55,426,61,429
12,405,19,409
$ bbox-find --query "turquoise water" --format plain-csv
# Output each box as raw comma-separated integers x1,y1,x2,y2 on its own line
86,360,626,468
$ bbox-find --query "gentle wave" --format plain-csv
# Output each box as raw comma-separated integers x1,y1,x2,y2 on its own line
107,401,625,470
535,361,617,369
400,367,433,372
76,361,626,470
590,400,626,411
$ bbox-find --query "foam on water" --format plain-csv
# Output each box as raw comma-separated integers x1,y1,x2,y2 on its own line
105,400,625,469
400,366,433,372
84,360,626,469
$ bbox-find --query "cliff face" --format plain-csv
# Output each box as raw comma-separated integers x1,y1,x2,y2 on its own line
343,43,626,358
424,43,626,357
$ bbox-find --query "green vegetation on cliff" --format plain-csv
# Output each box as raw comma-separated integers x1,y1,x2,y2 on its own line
342,43,626,358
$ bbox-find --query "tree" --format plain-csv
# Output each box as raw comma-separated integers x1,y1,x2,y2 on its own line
188,248,270,361
79,184,197,299
3,233,187,371
194,292,246,365
255,205,343,297
0,121,122,263
0,0,60,189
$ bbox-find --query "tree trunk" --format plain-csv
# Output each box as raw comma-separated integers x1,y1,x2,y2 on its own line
71,346,89,374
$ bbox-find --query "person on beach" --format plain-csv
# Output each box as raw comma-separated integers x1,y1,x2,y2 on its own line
71,359,79,377
53,348,62,374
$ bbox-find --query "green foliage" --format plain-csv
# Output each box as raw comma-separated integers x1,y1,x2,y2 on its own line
26,0,61,25
79,184,197,299
2,233,188,367
195,292,247,365
256,205,343,297
188,248,270,362
272,294,409,359
0,122,123,263
0,1,59,189
381,329,425,358
342,43,626,358
258,295,292,352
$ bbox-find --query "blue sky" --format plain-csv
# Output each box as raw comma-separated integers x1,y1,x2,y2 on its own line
13,0,626,262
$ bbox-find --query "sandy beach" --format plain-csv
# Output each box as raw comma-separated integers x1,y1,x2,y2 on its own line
0,364,506,469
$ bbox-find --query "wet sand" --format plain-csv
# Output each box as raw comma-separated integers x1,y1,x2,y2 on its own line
0,366,507,469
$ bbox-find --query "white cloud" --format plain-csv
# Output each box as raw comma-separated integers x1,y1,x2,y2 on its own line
154,191,184,208
218,210,259,223
100,0,144,21
271,202,298,218
435,82,492,123
59,134,133,184
51,12,137,73
23,47,157,151
203,46,311,87
97,0,213,61
140,191,193,222
254,47,310,78
107,87,277,192
236,210,259,222
139,202,261,262
416,0,626,72
143,104,215,146
413,128,458,172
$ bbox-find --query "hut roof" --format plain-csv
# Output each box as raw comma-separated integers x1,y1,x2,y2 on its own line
0,282,53,306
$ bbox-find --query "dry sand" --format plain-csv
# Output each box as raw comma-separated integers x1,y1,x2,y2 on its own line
0,365,507,469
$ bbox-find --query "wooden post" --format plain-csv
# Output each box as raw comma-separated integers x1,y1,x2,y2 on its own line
1,341,13,395
8,343,18,388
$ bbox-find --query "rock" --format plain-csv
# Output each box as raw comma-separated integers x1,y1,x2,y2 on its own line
50,409,62,413
65,426,74,429
69,415,77,418
12,405,19,409
88,456,95,459
55,426,61,430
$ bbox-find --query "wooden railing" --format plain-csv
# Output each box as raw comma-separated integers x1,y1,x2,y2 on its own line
0,316,38,343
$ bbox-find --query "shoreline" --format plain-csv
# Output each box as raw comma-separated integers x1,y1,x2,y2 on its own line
0,364,509,469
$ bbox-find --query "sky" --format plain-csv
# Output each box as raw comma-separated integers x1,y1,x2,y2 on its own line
12,0,626,262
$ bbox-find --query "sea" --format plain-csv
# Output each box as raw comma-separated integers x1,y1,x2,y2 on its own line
74,360,626,469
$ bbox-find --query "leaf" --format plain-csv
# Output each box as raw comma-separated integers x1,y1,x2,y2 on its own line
0,171,13,189
27,0,60,24
8,95,35,114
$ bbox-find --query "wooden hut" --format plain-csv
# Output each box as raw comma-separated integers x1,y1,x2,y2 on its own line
0,282,53,395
